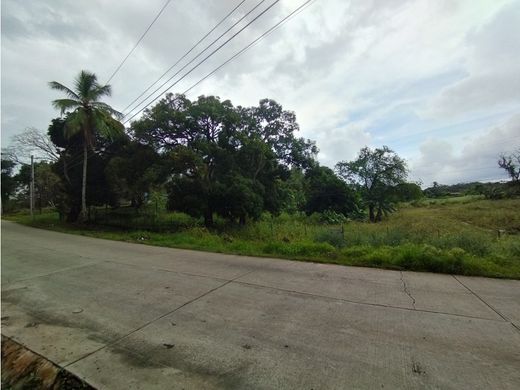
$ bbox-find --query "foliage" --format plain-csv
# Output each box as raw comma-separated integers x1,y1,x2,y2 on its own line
303,164,360,217
391,182,423,202
105,141,167,208
314,228,346,248
15,162,63,212
423,181,519,200
336,146,408,222
49,70,124,222
498,149,520,182
6,71,519,280
132,94,317,226
8,197,520,279
1,156,17,210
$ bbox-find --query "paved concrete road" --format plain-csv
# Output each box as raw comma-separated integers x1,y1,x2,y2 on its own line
2,221,520,389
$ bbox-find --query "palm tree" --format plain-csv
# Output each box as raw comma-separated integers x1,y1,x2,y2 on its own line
49,70,124,222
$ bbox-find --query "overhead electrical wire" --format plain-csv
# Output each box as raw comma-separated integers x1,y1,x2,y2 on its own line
122,0,270,118
120,0,247,114
182,0,317,96
105,0,174,84
123,0,281,124
103,0,514,185
106,0,173,84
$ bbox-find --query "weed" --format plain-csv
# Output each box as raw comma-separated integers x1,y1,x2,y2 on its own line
4,197,520,279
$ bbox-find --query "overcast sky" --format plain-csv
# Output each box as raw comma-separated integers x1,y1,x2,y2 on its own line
2,0,519,186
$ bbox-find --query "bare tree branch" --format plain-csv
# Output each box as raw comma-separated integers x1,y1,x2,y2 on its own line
7,128,61,164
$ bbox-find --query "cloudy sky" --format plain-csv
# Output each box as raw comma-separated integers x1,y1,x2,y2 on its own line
2,0,519,186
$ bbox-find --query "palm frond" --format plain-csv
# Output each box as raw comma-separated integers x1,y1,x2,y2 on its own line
93,110,125,140
65,109,86,139
91,84,112,100
52,99,81,115
91,101,123,119
74,70,97,100
48,81,80,100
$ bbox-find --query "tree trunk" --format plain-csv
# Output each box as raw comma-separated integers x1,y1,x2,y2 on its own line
79,142,88,223
239,214,246,225
368,204,375,222
376,207,382,222
67,202,80,223
204,209,213,228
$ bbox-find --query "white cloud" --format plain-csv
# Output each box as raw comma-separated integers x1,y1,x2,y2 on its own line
425,1,520,119
409,113,520,185
2,0,519,185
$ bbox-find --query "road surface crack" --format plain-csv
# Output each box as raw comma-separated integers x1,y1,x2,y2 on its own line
400,271,416,310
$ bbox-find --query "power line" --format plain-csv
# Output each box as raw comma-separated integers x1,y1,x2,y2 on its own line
120,0,247,114
183,0,317,96
105,0,173,84
123,0,281,124
123,0,271,118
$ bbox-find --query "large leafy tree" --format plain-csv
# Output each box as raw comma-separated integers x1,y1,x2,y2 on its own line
133,94,316,226
105,141,167,208
304,164,359,216
49,70,124,222
15,162,63,213
336,146,408,222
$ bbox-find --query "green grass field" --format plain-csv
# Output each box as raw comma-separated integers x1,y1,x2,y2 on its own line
5,196,520,279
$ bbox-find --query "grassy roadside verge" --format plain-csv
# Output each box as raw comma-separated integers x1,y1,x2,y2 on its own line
3,199,520,279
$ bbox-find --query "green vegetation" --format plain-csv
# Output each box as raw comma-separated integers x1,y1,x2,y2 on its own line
49,70,124,222
2,69,519,279
6,197,520,279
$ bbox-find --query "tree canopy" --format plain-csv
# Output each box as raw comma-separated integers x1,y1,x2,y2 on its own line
336,146,408,222
131,93,317,226
498,150,520,182
49,70,124,222
4,76,463,226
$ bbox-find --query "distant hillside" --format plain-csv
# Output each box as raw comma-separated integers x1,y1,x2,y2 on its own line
423,181,519,198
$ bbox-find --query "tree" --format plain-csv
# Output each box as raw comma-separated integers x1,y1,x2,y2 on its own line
49,70,124,222
133,94,317,226
498,150,520,182
1,156,17,212
336,146,408,222
15,162,63,213
304,165,359,216
105,141,167,208
392,182,423,202
5,128,60,165
278,168,306,214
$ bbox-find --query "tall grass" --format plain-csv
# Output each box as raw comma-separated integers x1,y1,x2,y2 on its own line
5,198,520,279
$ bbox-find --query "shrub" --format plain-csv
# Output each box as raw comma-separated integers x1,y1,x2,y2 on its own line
263,241,336,257
431,232,491,256
315,229,346,248
321,210,348,224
